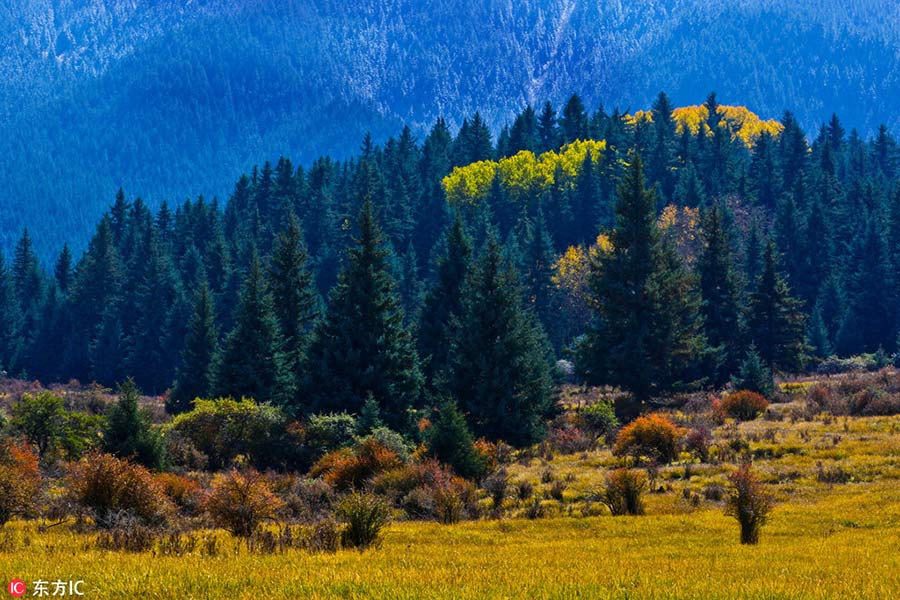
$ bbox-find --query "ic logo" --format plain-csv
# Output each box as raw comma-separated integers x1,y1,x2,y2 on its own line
7,579,26,597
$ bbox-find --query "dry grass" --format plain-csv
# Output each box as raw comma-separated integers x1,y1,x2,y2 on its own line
4,411,900,598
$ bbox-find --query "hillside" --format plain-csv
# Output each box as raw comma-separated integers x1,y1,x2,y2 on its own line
4,0,900,259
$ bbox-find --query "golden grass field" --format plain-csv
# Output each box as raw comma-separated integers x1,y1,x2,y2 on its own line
3,408,900,599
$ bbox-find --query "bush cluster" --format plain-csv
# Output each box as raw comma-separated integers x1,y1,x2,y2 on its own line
66,452,173,528
613,414,686,464
720,390,769,421
0,440,41,526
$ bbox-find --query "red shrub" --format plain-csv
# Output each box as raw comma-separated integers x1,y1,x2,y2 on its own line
309,438,402,491
0,440,41,526
156,473,203,515
67,452,173,527
202,468,284,537
547,426,595,454
613,413,686,464
725,461,774,544
720,390,769,421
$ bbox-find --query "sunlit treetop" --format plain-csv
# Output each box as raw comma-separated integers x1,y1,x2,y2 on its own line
628,105,783,146
443,140,607,203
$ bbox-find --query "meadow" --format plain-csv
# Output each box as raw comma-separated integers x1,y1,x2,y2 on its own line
4,395,900,599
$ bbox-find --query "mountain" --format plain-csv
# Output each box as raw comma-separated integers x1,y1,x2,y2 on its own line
3,0,900,260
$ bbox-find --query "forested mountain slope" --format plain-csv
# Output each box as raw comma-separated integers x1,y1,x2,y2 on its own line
3,0,900,259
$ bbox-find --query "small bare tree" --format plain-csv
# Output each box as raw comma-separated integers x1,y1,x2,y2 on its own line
725,461,773,544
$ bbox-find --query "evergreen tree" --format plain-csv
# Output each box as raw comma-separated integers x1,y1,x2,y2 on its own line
0,250,22,373
103,378,166,470
213,254,291,405
169,281,218,414
522,209,559,348
576,155,707,404
648,91,677,200
54,244,73,293
537,101,559,153
697,203,744,381
426,398,487,480
269,214,320,393
398,243,424,322
449,236,554,447
127,231,180,393
560,94,589,143
12,229,43,314
673,163,706,208
746,243,806,371
836,218,895,355
305,201,422,430
731,345,774,398
418,213,473,386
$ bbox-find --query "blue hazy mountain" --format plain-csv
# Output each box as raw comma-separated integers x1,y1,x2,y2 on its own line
3,0,899,259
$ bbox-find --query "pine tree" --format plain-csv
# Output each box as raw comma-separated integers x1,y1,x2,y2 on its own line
731,345,774,398
648,91,677,201
269,214,320,393
419,213,473,386
66,216,122,380
0,250,22,373
673,163,706,208
522,209,559,348
103,378,166,470
807,304,834,359
213,254,291,405
305,201,422,430
449,236,554,447
560,94,589,143
398,243,424,322
576,155,707,404
697,203,744,381
169,281,218,414
54,244,73,293
426,398,487,480
573,150,600,244
537,101,559,153
836,218,895,355
746,243,806,371
127,231,180,393
12,229,43,314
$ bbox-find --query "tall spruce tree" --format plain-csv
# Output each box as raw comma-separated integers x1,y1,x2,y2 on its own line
419,213,473,387
835,218,895,355
448,236,554,447
103,378,166,470
213,254,291,404
304,201,422,430
746,242,806,371
576,155,708,405
698,203,744,382
269,214,320,394
169,281,218,414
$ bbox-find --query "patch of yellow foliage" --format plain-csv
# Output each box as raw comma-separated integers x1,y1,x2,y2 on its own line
443,140,607,203
658,204,700,265
627,105,782,147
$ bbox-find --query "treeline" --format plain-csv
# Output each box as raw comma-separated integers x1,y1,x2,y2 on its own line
2,92,900,440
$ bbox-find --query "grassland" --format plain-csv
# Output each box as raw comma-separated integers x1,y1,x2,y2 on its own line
3,405,900,599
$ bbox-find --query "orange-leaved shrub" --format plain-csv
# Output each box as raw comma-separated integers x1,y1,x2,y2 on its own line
720,390,769,421
602,468,647,516
156,472,203,515
202,468,284,537
309,438,402,491
0,440,42,526
612,413,686,464
373,459,477,523
725,461,774,545
67,451,173,528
